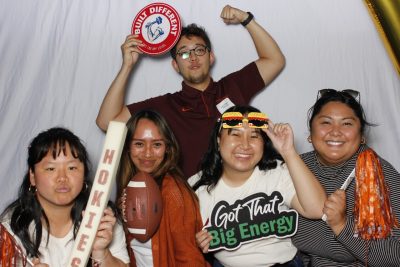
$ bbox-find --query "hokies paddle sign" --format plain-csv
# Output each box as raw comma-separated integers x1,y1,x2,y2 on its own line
204,192,299,251
131,3,182,55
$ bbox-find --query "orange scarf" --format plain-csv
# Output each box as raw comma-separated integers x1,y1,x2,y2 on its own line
354,148,399,239
0,223,29,267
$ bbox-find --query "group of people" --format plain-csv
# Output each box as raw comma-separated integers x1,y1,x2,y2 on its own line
1,4,399,267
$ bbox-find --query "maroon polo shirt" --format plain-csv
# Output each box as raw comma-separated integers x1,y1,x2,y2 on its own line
127,62,265,179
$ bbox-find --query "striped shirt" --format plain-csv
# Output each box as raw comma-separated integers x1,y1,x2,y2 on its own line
292,145,400,266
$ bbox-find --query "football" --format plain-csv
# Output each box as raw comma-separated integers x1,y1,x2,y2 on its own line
125,171,163,242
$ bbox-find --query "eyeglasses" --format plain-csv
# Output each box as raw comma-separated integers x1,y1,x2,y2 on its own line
176,45,210,60
317,89,360,102
221,112,269,129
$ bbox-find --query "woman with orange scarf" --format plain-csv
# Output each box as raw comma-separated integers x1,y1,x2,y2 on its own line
293,89,400,266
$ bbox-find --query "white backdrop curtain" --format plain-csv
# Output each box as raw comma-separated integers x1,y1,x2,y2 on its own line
1,0,399,211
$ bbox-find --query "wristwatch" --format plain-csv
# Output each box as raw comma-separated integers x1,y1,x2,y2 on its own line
241,12,254,27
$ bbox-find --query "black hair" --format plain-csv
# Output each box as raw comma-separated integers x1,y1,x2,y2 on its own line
170,23,212,60
0,127,92,258
307,90,375,135
192,106,283,192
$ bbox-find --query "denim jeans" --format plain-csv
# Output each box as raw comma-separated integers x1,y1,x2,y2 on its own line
212,255,304,267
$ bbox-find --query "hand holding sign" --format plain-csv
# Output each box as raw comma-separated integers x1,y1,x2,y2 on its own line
195,229,213,253
121,35,144,69
131,3,181,56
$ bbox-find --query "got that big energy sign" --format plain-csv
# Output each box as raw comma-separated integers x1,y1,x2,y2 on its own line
205,192,298,251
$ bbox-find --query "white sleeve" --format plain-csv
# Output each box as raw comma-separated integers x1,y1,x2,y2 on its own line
187,171,202,187
108,222,130,264
277,163,296,208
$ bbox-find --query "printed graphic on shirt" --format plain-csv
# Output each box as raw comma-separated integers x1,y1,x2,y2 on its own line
131,3,181,55
204,192,298,251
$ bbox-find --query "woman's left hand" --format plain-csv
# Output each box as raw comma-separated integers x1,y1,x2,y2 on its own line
195,229,213,253
323,189,347,235
264,121,295,157
91,207,116,259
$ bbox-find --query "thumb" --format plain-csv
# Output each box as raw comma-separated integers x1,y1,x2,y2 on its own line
267,120,275,129
263,120,275,140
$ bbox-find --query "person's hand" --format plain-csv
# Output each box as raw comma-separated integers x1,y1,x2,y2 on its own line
195,229,213,253
264,121,295,157
121,34,144,69
323,189,347,235
220,5,248,25
31,257,49,266
91,208,116,260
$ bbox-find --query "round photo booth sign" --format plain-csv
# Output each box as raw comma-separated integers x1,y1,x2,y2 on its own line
131,3,182,56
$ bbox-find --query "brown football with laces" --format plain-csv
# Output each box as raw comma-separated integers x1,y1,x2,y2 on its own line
125,171,163,242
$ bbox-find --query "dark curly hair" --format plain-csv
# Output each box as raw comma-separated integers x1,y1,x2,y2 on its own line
170,23,212,60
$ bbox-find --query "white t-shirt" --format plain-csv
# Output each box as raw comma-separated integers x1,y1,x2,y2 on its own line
130,238,153,267
189,164,298,267
1,216,129,267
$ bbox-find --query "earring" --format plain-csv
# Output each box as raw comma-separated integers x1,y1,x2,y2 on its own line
28,185,37,193
361,137,366,144
307,136,312,143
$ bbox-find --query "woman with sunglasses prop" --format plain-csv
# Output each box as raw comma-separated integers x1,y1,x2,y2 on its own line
191,105,326,267
0,127,129,266
292,89,400,266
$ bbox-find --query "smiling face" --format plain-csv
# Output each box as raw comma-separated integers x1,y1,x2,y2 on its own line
129,118,166,174
172,35,214,90
29,143,84,210
311,101,362,166
219,123,264,181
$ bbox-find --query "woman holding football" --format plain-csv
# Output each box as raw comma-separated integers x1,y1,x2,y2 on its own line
116,109,209,267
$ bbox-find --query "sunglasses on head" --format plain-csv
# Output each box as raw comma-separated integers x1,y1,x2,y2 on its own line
221,112,268,129
317,88,360,102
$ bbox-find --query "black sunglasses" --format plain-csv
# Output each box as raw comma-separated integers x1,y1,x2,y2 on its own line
317,88,360,102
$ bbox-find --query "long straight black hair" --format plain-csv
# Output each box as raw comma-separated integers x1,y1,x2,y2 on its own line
0,127,92,258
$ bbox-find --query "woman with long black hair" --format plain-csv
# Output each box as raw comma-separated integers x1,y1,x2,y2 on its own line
0,127,129,267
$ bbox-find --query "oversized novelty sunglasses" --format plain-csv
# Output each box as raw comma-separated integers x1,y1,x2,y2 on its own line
221,112,268,129
317,89,360,102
